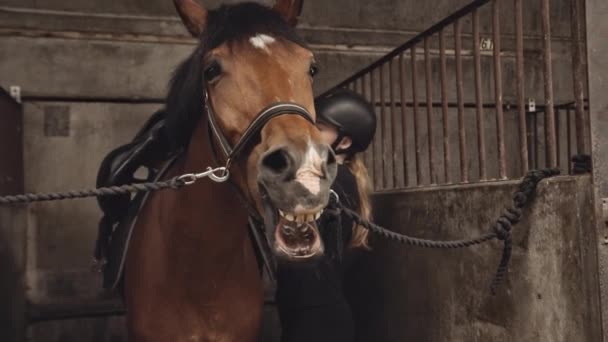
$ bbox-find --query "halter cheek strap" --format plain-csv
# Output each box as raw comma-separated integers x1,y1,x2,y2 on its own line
204,91,315,285
204,91,314,169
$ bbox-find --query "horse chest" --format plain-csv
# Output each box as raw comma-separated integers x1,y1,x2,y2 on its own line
126,195,263,342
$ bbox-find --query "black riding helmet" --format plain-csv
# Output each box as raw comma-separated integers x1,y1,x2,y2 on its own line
315,88,377,155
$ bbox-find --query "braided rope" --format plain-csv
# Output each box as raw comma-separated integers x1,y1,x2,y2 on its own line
0,178,185,205
0,166,560,294
338,168,560,294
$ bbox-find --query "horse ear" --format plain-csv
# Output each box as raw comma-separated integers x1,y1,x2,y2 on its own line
272,0,303,26
173,0,208,37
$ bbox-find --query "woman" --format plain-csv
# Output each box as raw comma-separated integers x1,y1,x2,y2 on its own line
276,88,377,342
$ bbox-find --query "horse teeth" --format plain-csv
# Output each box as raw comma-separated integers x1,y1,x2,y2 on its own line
296,215,305,224
279,210,285,218
285,213,295,222
314,211,322,220
306,214,315,222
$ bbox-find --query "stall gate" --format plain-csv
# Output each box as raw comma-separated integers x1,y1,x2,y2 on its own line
325,0,590,191
1,0,607,341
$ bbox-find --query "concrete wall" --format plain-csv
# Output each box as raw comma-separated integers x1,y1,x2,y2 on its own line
0,0,593,341
21,102,156,341
0,0,487,99
585,0,608,336
0,0,581,97
348,175,602,341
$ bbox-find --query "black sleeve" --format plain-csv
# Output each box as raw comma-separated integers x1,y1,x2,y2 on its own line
332,166,360,213
330,165,361,246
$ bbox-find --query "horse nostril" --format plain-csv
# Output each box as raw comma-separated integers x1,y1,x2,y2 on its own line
261,148,291,175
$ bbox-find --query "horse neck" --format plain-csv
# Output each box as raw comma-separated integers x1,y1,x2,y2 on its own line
168,119,251,256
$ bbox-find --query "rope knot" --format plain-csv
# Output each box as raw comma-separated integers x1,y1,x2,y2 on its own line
493,217,513,241
503,207,523,224
513,192,527,208
170,177,186,189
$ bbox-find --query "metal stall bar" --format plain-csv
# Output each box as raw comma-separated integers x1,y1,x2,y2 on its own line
369,70,378,189
556,108,561,167
493,0,507,179
472,9,487,181
533,112,539,169
424,37,436,184
570,0,588,155
399,52,410,187
363,73,375,184
389,58,402,188
439,29,451,184
411,46,422,186
567,108,572,174
380,63,392,189
514,0,528,174
454,19,468,183
374,100,563,111
325,0,493,94
541,0,557,167
371,69,383,190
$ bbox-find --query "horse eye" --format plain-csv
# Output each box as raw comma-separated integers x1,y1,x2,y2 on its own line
204,62,222,82
309,64,319,78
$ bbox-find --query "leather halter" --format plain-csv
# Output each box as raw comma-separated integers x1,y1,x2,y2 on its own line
204,90,315,282
204,90,314,170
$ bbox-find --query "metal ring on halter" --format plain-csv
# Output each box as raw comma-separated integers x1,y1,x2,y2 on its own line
329,189,340,204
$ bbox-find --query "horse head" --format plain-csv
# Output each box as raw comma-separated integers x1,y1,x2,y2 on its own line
170,0,337,263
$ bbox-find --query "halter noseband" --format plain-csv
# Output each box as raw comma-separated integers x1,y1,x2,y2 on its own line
204,90,314,171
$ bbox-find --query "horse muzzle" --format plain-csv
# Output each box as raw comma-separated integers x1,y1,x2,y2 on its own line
258,142,337,262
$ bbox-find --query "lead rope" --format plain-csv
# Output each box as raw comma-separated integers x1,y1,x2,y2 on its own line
331,168,560,294
0,167,229,205
0,166,560,294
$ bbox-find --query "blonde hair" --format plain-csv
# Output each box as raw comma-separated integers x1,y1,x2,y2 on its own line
345,154,372,249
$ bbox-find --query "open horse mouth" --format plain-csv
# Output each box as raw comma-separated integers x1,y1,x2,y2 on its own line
257,142,336,262
273,209,324,260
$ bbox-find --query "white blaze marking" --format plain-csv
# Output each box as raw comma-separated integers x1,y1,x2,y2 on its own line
249,34,276,52
296,145,323,195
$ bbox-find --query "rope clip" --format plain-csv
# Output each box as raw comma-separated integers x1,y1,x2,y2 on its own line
178,166,230,185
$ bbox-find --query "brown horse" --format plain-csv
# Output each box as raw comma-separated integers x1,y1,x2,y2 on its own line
124,1,337,341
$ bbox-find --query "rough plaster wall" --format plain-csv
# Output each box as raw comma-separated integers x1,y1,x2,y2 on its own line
586,0,608,336
21,103,161,298
349,175,601,342
0,0,580,97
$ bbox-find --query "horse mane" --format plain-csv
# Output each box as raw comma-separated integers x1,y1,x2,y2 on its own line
164,2,308,151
